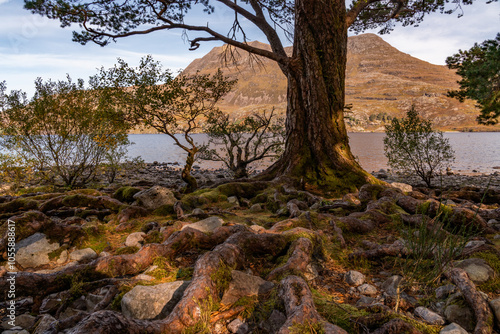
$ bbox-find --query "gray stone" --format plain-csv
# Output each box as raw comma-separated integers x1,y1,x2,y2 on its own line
357,284,378,296
2,329,29,334
69,248,97,262
381,275,403,297
39,292,64,314
390,182,412,193
15,233,60,269
32,314,56,334
221,270,274,306
1,313,36,330
134,274,155,281
228,318,249,334
56,250,68,264
249,203,263,212
99,251,111,257
125,232,146,248
191,208,205,216
227,196,239,206
133,185,177,210
260,310,286,333
85,293,104,311
181,216,224,234
444,304,475,331
435,284,456,299
121,281,190,320
356,296,377,307
439,323,468,334
345,270,366,286
489,298,500,327
414,306,445,325
454,258,495,284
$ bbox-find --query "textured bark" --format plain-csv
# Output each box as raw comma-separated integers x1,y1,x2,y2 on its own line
262,0,375,193
278,275,348,334
181,149,198,192
350,240,408,260
330,220,346,248
66,230,290,334
267,237,313,281
446,268,494,334
370,318,422,334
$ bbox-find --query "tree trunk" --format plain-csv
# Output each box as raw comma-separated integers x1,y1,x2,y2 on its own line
233,162,248,179
181,149,198,192
264,0,377,195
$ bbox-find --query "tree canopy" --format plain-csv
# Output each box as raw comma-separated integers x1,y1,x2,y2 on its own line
446,33,500,125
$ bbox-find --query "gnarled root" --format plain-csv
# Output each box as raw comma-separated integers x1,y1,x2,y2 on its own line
278,275,347,334
446,268,494,334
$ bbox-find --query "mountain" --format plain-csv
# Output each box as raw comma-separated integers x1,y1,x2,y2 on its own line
183,34,498,132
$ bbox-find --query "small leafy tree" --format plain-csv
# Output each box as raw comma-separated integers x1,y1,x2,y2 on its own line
0,77,130,187
383,106,455,187
199,108,285,178
98,56,236,192
446,33,500,125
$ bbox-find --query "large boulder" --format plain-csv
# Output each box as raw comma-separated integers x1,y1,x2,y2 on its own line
15,233,59,269
125,232,146,248
221,270,274,306
490,298,500,328
133,186,177,210
181,216,224,234
121,281,190,320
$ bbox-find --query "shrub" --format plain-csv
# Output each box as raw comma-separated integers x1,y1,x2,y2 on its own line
199,108,285,178
0,77,131,187
383,106,455,187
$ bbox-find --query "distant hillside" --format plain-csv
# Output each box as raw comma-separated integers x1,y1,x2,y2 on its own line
183,34,498,132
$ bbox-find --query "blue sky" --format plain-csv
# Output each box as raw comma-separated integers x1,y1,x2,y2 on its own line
1,0,499,96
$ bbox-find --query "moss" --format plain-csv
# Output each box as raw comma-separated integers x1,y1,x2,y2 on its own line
110,285,133,311
48,245,68,260
176,267,194,280
113,186,141,203
152,204,175,216
474,251,500,293
143,230,163,244
182,292,219,334
0,198,39,213
115,246,139,255
210,260,233,295
216,182,268,198
181,188,227,209
289,320,325,334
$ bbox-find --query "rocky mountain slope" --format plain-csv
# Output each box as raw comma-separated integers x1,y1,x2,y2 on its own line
183,34,498,132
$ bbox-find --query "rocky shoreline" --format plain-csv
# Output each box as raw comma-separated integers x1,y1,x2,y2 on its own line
0,167,499,334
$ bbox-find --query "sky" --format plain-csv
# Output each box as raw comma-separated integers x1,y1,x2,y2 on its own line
0,0,499,96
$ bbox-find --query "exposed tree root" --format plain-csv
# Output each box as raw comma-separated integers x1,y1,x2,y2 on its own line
446,268,494,334
267,237,313,281
370,318,422,334
277,275,348,334
349,240,408,260
330,220,346,248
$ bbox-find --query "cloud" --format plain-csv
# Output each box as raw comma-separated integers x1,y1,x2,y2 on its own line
0,0,11,4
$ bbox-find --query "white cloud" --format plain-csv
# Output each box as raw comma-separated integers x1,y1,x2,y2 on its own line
0,0,11,4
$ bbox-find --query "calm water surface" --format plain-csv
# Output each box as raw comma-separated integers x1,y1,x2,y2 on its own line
127,132,500,174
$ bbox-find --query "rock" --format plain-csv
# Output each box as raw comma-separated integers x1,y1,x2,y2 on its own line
249,225,266,233
1,313,36,330
191,208,205,216
342,193,361,205
439,323,468,334
381,275,403,297
260,310,286,333
85,293,104,311
69,248,97,262
181,216,224,234
464,240,486,248
344,270,366,286
227,196,239,206
249,203,263,212
125,232,146,248
227,318,249,334
141,221,159,233
489,298,500,327
414,306,445,325
2,329,29,334
134,274,155,281
357,283,378,296
435,284,456,299
15,233,60,269
221,270,274,306
444,304,475,331
356,296,377,307
99,251,111,257
132,185,176,210
39,292,64,314
390,182,412,193
56,250,68,265
454,258,495,284
32,314,56,334
121,281,190,320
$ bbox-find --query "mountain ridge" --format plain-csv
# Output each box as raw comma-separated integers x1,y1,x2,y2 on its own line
183,34,498,132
